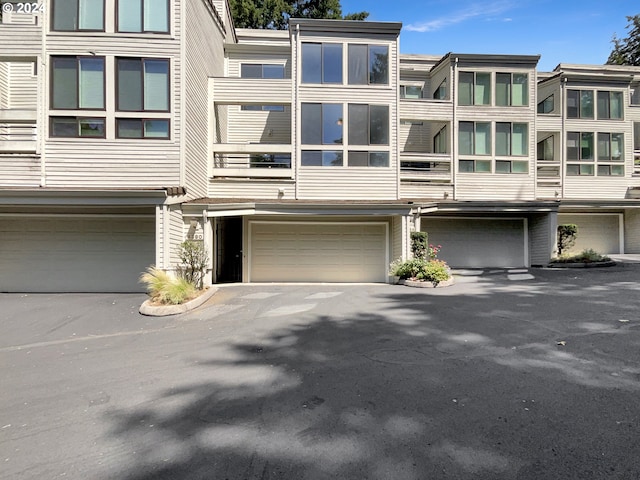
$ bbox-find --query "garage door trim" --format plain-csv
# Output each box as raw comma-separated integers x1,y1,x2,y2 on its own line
422,216,529,268
247,220,389,283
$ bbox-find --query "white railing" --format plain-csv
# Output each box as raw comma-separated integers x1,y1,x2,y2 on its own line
400,152,451,181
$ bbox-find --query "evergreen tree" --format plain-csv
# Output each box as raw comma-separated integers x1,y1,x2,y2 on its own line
607,14,640,66
229,0,368,29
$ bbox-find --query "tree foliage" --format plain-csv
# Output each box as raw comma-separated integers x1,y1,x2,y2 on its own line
607,14,640,66
557,224,578,257
229,0,368,29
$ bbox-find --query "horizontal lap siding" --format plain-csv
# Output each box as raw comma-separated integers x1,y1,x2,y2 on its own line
185,0,226,199
456,174,535,200
529,213,554,265
8,62,37,108
210,180,295,199
624,209,640,253
0,63,8,108
0,156,40,186
400,182,452,200
0,25,40,57
227,107,291,144
168,206,184,267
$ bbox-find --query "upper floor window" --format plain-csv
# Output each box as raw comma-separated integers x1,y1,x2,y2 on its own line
51,56,105,110
496,123,528,156
117,58,170,112
348,44,389,86
302,43,342,84
241,64,285,79
400,85,422,99
301,103,343,145
50,116,105,137
117,119,170,139
537,136,554,161
567,132,594,161
537,94,554,114
496,73,528,106
241,105,285,112
52,0,104,31
567,90,594,119
117,0,169,33
597,91,623,120
459,121,490,155
458,72,490,106
433,79,447,100
348,104,389,145
597,133,624,162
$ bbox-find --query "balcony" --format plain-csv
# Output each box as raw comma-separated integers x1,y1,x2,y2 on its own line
212,145,293,179
0,110,37,153
400,152,452,182
211,78,292,105
399,99,452,122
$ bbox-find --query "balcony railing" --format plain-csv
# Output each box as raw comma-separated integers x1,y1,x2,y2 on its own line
0,111,37,153
212,153,293,179
400,152,451,182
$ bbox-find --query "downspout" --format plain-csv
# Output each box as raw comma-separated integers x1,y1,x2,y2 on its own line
560,77,567,200
452,57,458,201
293,23,300,200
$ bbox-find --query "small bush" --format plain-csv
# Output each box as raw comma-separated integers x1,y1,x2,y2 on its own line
176,240,209,289
552,248,611,264
410,231,429,260
139,267,197,305
416,259,450,286
557,224,578,256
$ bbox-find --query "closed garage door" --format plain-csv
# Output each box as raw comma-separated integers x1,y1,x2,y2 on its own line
250,222,387,282
0,216,155,292
558,214,621,254
422,218,526,268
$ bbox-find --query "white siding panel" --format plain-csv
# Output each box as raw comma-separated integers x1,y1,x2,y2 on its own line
400,182,452,200
0,25,40,57
0,62,8,108
456,174,535,200
298,169,397,199
168,206,184,267
529,213,554,265
0,155,40,186
8,62,37,109
227,106,291,144
209,180,295,199
624,209,640,254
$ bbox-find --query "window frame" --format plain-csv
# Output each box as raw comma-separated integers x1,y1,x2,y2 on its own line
115,118,171,139
300,150,344,167
116,0,170,34
458,71,491,106
116,57,171,113
400,85,422,99
51,0,106,32
458,159,492,173
347,44,389,86
50,55,106,111
348,103,389,146
240,63,285,79
495,122,528,157
49,116,106,139
597,91,624,120
458,121,491,156
347,151,390,168
301,42,343,85
567,89,594,119
495,72,528,107
495,160,528,174
537,94,554,114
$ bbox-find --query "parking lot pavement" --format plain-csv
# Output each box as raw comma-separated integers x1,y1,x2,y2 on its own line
2,264,640,480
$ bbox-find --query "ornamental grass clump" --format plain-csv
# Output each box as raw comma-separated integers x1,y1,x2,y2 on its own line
552,248,611,264
139,267,197,305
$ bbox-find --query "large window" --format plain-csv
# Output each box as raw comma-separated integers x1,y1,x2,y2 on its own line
597,133,624,161
51,56,105,110
117,58,169,112
301,151,343,167
567,90,594,119
597,91,623,120
400,85,422,99
301,103,343,145
348,104,389,145
117,0,169,33
347,151,389,167
52,0,104,31
496,73,528,106
567,131,594,176
458,72,490,106
348,44,389,85
458,121,491,155
241,64,285,79
50,117,105,137
496,123,528,156
301,43,342,84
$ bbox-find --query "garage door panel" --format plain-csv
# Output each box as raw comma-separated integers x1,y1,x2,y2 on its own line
0,217,155,292
250,222,386,282
557,214,620,254
423,218,525,268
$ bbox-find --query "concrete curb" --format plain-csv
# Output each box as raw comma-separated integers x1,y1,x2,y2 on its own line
399,277,455,288
139,287,218,317
547,261,617,269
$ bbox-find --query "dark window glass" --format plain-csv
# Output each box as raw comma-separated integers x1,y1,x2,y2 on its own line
50,117,105,137
302,43,322,83
323,44,342,83
348,151,368,167
118,0,168,33
369,45,388,85
301,150,322,166
117,58,169,112
301,103,321,144
348,44,368,85
53,0,104,31
322,104,343,145
348,104,368,145
369,105,388,145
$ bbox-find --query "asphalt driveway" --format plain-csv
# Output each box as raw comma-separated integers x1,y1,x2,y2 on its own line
1,265,640,479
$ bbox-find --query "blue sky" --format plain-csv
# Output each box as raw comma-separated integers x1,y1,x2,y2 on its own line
340,0,636,71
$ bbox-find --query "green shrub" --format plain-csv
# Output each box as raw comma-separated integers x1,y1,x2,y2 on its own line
410,231,429,260
176,240,209,289
552,248,610,264
139,267,197,305
557,224,578,256
416,259,451,286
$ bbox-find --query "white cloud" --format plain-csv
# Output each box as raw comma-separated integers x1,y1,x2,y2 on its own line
405,1,516,33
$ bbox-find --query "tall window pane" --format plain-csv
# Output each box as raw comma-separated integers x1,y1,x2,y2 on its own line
323,44,342,83
581,132,594,160
475,123,491,155
302,43,321,84
79,58,104,109
119,0,142,32
144,60,169,111
301,103,322,144
348,104,368,145
370,105,389,145
144,0,168,32
512,74,527,106
610,92,623,119
475,73,490,105
53,0,78,31
118,59,142,111
458,122,473,155
495,123,510,156
580,91,594,119
52,58,77,109
495,73,509,107
369,45,388,85
567,90,579,118
348,44,367,85
597,91,609,119
512,123,527,155
80,0,103,30
597,133,610,160
567,132,579,160
322,104,343,145
458,72,473,106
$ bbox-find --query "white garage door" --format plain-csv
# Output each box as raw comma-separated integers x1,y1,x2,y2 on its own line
0,216,155,292
557,214,621,254
422,218,526,268
250,222,387,282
